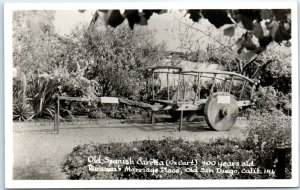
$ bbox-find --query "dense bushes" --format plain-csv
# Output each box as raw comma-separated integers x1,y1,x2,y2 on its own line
88,109,106,119
13,97,34,121
243,86,291,118
243,115,292,178
62,116,291,180
13,15,164,120
13,79,33,121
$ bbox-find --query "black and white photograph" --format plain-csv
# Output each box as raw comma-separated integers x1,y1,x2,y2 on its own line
4,1,299,188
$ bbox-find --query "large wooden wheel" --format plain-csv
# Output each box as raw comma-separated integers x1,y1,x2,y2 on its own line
204,92,239,131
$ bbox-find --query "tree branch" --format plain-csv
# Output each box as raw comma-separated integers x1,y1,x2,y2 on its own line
175,17,233,52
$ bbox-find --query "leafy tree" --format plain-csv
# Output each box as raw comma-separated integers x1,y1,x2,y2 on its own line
66,23,165,100
13,11,97,118
13,10,63,75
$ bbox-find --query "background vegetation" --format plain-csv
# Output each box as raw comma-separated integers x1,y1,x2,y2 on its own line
13,11,164,119
12,9,293,180
12,10,291,120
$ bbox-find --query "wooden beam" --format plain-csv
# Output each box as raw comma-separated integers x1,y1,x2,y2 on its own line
237,100,251,107
177,99,207,107
177,104,204,111
119,98,159,111
167,73,169,101
183,74,186,100
150,99,176,105
193,73,201,104
181,70,254,84
54,97,60,133
239,80,247,100
250,84,256,100
228,76,235,93
223,79,227,91
57,96,102,102
152,72,155,100
210,74,217,95
149,65,183,71
54,99,58,133
151,111,156,124
176,73,181,103
179,110,183,132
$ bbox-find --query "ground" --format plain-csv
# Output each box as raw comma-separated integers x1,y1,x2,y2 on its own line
13,119,249,180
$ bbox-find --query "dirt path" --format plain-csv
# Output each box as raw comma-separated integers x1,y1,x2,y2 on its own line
13,120,249,179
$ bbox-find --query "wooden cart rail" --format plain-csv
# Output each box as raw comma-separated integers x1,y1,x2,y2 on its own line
181,70,256,84
151,66,258,103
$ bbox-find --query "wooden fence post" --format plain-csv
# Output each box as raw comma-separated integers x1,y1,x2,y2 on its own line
275,146,291,179
179,110,183,132
151,111,155,124
54,97,60,134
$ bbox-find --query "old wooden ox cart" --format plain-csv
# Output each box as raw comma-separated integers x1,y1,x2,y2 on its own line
147,66,260,131
53,65,261,133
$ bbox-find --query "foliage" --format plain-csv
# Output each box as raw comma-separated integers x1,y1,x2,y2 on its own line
13,79,24,99
69,102,93,116
242,115,291,178
13,78,34,121
172,14,291,116
259,44,291,93
243,86,291,117
13,10,291,119
13,97,34,121
252,86,278,114
26,74,59,118
88,9,291,56
88,109,106,119
13,12,101,118
72,23,165,99
62,129,291,180
13,10,64,75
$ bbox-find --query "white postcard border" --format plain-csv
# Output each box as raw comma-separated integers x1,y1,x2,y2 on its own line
4,1,299,188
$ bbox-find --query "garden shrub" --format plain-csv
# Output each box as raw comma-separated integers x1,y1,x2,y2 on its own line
26,74,59,119
13,78,34,121
241,86,291,118
69,102,94,116
242,115,291,178
88,109,106,119
13,97,34,121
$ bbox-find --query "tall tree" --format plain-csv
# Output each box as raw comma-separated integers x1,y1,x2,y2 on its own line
13,10,64,75
66,23,165,100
